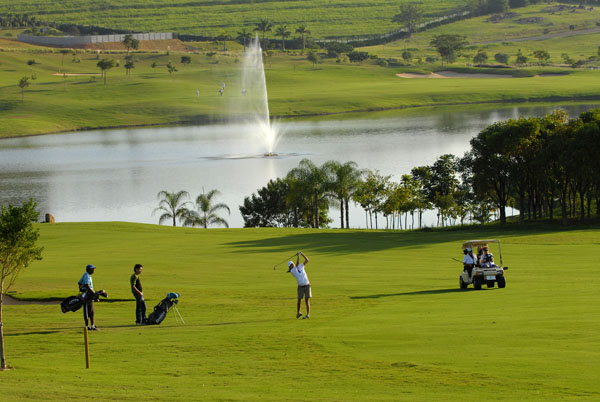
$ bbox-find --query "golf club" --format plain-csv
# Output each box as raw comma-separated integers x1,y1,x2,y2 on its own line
273,253,299,270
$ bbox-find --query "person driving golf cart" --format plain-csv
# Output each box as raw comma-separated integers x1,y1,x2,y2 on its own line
458,240,508,290
462,247,476,277
480,246,497,268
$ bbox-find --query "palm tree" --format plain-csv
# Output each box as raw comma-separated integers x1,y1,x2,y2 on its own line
287,159,331,228
275,25,291,51
295,25,311,51
183,189,230,228
323,160,363,228
236,29,252,53
254,18,273,50
153,190,191,226
217,30,230,51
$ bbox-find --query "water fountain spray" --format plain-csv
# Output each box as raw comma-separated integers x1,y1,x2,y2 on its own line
240,35,279,156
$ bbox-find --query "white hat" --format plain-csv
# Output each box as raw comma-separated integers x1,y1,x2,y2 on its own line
288,261,294,268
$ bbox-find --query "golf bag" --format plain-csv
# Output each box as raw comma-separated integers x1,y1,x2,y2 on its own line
60,289,108,313
146,292,180,325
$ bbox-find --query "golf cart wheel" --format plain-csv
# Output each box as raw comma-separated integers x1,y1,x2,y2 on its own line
487,281,494,288
460,276,468,289
473,277,482,290
497,276,506,288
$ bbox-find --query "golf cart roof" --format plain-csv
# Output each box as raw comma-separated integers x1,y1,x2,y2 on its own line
462,240,500,249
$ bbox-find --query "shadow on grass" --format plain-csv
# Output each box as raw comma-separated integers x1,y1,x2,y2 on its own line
226,224,572,255
5,328,74,336
351,288,469,299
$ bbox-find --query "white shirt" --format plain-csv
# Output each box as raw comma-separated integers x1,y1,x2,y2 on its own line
463,254,476,265
289,263,310,286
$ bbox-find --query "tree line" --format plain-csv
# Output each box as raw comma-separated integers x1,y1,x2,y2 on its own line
240,108,600,229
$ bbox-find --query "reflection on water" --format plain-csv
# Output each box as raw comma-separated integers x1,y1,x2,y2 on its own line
0,103,597,228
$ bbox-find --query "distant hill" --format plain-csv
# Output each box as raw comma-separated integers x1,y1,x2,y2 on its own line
0,0,464,38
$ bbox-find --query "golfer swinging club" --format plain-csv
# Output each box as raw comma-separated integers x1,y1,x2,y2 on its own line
288,251,311,319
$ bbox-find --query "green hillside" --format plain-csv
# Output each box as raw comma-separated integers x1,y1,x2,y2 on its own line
0,0,463,37
1,222,598,400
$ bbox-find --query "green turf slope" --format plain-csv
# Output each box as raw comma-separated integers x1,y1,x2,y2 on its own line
0,222,598,400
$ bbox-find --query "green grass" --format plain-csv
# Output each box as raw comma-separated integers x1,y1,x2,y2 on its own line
1,222,599,400
0,0,463,37
2,46,600,138
362,4,600,63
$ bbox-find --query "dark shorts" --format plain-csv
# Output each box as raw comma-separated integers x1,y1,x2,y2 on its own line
297,285,312,299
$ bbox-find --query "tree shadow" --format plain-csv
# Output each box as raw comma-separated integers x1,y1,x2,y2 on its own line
226,227,541,256
350,288,468,299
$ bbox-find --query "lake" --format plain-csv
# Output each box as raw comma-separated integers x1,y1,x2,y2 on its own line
0,103,597,228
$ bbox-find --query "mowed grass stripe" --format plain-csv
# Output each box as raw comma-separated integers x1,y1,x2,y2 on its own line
0,222,598,400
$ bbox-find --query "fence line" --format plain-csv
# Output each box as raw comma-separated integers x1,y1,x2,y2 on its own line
17,32,173,46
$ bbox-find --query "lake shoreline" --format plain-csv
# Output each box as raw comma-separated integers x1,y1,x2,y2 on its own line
3,95,600,140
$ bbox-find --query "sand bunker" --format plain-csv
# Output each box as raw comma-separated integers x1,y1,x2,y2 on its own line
397,71,512,79
52,73,101,76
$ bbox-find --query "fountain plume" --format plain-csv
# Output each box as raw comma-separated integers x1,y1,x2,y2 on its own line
238,35,279,155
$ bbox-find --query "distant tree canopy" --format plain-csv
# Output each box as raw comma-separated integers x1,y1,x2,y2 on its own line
430,34,468,64
473,49,488,65
347,51,369,63
494,53,509,64
392,3,424,37
0,199,43,369
96,58,115,84
241,108,600,229
122,34,139,54
325,42,354,57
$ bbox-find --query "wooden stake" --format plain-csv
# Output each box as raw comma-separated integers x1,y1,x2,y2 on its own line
83,326,90,369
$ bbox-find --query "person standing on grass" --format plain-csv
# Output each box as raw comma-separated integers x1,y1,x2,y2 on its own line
78,264,99,331
288,251,311,319
130,263,147,325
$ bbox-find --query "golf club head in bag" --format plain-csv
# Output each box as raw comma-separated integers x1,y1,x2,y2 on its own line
146,292,180,325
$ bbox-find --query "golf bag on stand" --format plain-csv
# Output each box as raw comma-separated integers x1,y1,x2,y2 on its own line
61,289,108,313
146,292,182,325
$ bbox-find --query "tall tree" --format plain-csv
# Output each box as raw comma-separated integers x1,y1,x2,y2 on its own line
392,3,424,37
287,159,331,228
217,30,230,51
429,154,460,227
18,76,30,102
430,34,468,64
96,58,115,85
122,34,139,55
468,121,516,224
183,189,230,228
323,160,362,228
275,25,291,51
153,190,191,227
353,170,390,229
166,61,178,76
124,55,135,76
240,178,299,227
0,199,43,370
295,25,311,51
236,29,252,53
254,18,273,50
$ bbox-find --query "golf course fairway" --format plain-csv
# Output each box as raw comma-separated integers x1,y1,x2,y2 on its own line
0,222,598,400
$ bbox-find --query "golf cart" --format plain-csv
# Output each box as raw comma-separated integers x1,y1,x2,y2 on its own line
459,240,508,290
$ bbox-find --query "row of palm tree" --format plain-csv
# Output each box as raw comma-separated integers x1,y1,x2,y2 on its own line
153,189,230,228
236,20,311,51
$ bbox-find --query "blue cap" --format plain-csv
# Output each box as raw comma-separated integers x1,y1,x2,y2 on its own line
86,264,96,269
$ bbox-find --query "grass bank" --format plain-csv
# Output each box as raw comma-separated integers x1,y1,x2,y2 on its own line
0,222,599,400
1,47,600,138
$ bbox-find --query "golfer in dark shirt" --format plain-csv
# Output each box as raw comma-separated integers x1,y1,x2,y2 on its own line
130,264,147,325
